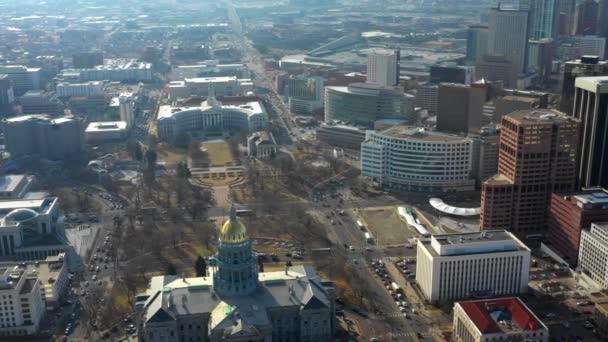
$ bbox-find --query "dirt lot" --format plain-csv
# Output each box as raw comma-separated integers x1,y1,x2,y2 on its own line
157,144,187,167
360,207,415,246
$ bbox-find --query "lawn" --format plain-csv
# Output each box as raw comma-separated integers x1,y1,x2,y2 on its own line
360,207,414,246
157,145,187,167
202,141,236,166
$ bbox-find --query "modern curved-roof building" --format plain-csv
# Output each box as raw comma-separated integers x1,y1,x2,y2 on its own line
157,96,268,141
324,83,414,128
361,126,476,192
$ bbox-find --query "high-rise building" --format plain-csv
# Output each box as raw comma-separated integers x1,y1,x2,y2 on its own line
361,126,476,192
0,66,41,96
466,26,489,64
572,76,608,188
366,49,400,87
324,83,414,127
475,55,517,88
578,223,608,288
574,0,599,35
72,51,103,69
528,39,555,83
3,115,83,160
599,0,608,39
558,35,607,60
286,74,324,115
547,189,608,265
429,64,473,84
0,266,45,336
18,91,64,116
469,125,500,186
556,0,576,35
488,7,529,74
480,109,580,234
436,81,489,134
528,0,558,40
56,81,104,98
416,230,531,303
118,93,135,128
453,297,549,342
415,83,439,113
0,75,15,117
559,56,608,115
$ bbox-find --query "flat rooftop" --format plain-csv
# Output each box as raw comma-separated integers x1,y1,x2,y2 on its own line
434,231,514,246
485,174,514,186
507,109,575,124
422,230,529,257
0,175,26,193
158,101,264,120
458,297,546,335
380,126,469,142
85,121,127,132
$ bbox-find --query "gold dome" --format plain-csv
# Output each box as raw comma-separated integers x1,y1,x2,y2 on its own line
220,207,248,243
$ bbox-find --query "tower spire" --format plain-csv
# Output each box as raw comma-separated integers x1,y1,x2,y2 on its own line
229,203,237,221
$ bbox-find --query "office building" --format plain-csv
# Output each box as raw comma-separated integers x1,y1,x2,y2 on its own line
579,223,608,288
470,125,500,186
0,75,15,117
574,0,598,35
559,36,607,60
157,96,267,142
0,254,68,309
0,175,34,200
56,81,103,98
18,91,64,116
557,0,576,35
316,122,366,150
481,110,580,234
415,83,439,113
324,83,414,128
361,126,475,192
437,81,488,134
527,0,558,40
466,25,489,64
3,115,83,160
247,132,277,159
72,52,103,69
475,55,517,88
0,66,41,96
416,230,530,303
0,265,45,337
559,56,608,115
286,74,324,115
548,190,608,265
79,59,152,82
528,39,554,83
453,297,549,342
135,208,336,342
488,7,528,74
572,76,608,188
168,76,254,100
85,121,128,143
429,64,473,85
117,93,135,128
599,0,608,39
492,92,549,123
366,49,400,87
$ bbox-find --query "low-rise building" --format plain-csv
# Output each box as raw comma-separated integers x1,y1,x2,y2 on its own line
453,297,549,342
361,126,475,192
157,96,267,142
85,121,128,143
579,223,608,289
0,175,34,200
316,122,366,151
595,302,608,336
168,76,253,100
416,230,530,303
247,131,277,159
56,81,104,98
18,90,64,116
79,59,152,82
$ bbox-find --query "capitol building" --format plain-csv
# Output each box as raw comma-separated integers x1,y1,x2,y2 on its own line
135,207,336,342
157,94,268,142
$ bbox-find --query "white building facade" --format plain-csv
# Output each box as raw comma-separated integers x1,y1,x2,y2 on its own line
361,126,476,192
579,223,608,289
0,266,45,337
416,230,531,303
56,81,104,97
367,49,400,87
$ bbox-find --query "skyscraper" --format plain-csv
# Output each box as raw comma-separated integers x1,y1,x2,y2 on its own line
572,76,608,188
481,109,580,234
556,0,576,35
528,0,559,40
475,55,518,88
366,49,400,87
436,81,489,134
559,56,608,115
488,7,529,74
466,25,489,64
574,0,599,35
0,75,15,117
599,0,608,38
